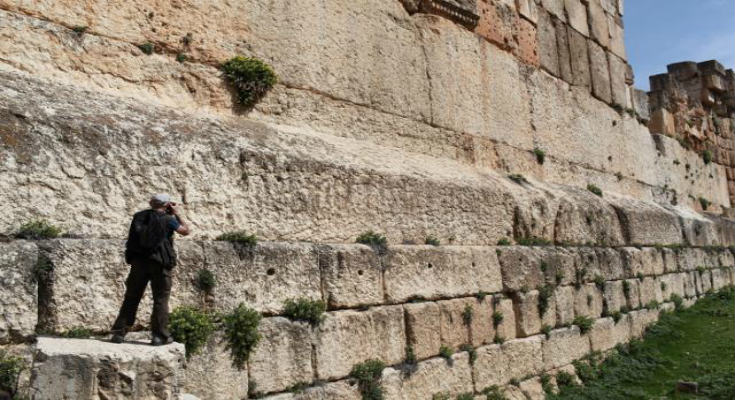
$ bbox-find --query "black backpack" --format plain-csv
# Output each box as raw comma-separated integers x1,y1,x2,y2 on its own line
125,210,177,268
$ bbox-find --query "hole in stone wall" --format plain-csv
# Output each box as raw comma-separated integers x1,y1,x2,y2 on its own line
266,268,276,276
357,270,364,276
427,263,433,269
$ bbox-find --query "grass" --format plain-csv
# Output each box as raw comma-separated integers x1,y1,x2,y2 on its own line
425,235,440,246
462,304,474,325
15,220,62,239
439,345,453,359
702,150,712,165
0,350,25,395
216,231,258,246
572,315,594,334
282,298,326,325
356,231,387,248
196,269,216,293
549,287,735,400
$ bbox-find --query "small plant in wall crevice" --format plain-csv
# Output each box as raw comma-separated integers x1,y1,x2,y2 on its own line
350,359,386,400
283,298,326,326
222,56,277,108
223,303,262,369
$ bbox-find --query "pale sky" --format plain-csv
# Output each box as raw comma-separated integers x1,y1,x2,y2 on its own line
624,0,735,91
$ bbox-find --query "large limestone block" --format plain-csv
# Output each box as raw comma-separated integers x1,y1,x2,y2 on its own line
608,197,683,246
588,40,612,103
513,290,555,337
385,246,502,302
248,317,313,395
711,268,730,291
699,270,713,294
496,247,546,292
568,28,591,88
0,241,38,342
677,248,708,271
682,272,698,298
381,353,473,399
540,247,578,287
620,247,664,278
565,0,589,36
587,0,610,48
472,336,543,387
629,308,659,338
541,0,566,21
608,16,626,59
623,279,641,309
260,380,361,400
555,19,573,84
417,15,533,149
589,315,631,351
638,277,663,306
200,241,321,314
30,337,185,400
542,326,590,370
537,10,560,77
181,333,248,400
438,298,472,349
658,273,685,300
469,298,496,346
404,302,442,360
494,296,518,340
317,244,383,309
573,284,603,318
553,188,624,247
518,377,545,400
594,247,626,280
603,280,625,312
554,286,576,326
661,248,679,273
315,306,405,380
608,53,627,108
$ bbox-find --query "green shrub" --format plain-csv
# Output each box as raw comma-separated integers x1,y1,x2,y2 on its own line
439,345,453,359
459,344,477,365
696,265,706,274
660,281,667,292
587,184,603,197
456,393,474,400
622,280,631,299
350,359,385,400
572,359,598,383
196,269,216,293
176,53,188,63
425,235,440,246
533,148,546,165
462,304,473,325
138,42,154,55
538,285,553,316
702,149,712,164
636,272,644,281
475,291,489,301
283,298,326,325
71,25,87,34
555,270,565,285
509,378,520,386
356,231,387,248
432,393,450,400
541,324,552,338
670,293,683,310
223,304,262,369
492,311,504,328
169,306,215,357
610,311,622,323
405,345,417,365
497,238,511,246
216,231,258,246
699,197,711,211
508,174,528,184
646,300,659,310
481,385,507,400
593,275,605,290
222,56,277,107
493,335,505,344
0,350,25,394
15,220,62,239
59,327,93,338
555,370,576,387
573,315,594,334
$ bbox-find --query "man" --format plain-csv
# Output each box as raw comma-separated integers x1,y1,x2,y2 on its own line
111,194,191,345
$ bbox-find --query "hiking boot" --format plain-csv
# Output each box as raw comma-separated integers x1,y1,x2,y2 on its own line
151,335,173,346
110,333,125,344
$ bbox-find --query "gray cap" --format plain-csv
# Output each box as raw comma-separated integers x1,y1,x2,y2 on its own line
151,193,171,205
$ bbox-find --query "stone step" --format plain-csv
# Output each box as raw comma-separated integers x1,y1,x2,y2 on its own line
30,337,185,400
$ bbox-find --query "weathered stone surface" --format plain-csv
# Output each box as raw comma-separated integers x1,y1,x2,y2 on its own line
385,246,502,302
318,244,383,309
0,343,33,398
629,308,659,338
518,377,545,400
248,317,313,395
620,247,665,278
589,315,631,351
476,0,518,51
541,0,566,21
711,268,730,291
649,109,676,135
658,273,685,300
472,336,543,387
537,10,560,77
200,241,321,314
404,302,442,360
573,284,603,318
609,16,626,59
181,333,248,400
565,0,589,36
315,306,405,380
470,298,496,346
516,0,539,23
381,353,473,399
624,279,642,309
516,16,540,66
438,298,472,349
494,296,518,340
608,54,627,107
554,286,576,326
587,0,610,48
699,270,713,293
30,337,185,400
261,380,361,400
588,40,612,103
0,241,38,342
611,197,684,246
542,326,590,370
633,89,650,121
503,385,530,400
661,249,679,273
513,290,555,337
497,247,546,292
555,18,573,84
603,280,626,312
682,272,698,298
568,26,591,89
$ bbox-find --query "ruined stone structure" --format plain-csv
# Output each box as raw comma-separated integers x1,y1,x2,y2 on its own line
0,0,733,399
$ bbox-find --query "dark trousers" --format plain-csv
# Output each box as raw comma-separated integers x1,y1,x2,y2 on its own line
111,258,172,339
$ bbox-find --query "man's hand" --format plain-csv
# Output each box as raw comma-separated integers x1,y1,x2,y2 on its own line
169,204,191,236
168,204,181,216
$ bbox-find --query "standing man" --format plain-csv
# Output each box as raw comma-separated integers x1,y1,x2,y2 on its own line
111,194,191,345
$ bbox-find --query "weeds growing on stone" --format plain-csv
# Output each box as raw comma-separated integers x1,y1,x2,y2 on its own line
138,42,154,55
696,265,706,274
622,280,631,299
222,56,277,107
508,174,528,185
493,335,505,344
456,393,474,400
356,231,387,249
405,346,417,365
439,345,453,360
492,311,504,328
475,291,489,301
555,371,575,388
555,270,565,285
223,303,262,369
15,220,62,239
169,306,215,357
573,315,593,334
176,53,188,63
509,378,520,386
670,294,683,310
196,269,216,293
646,300,659,310
593,275,605,290
424,235,440,246
636,272,644,281
586,184,602,197
0,350,25,396
283,298,326,326
497,238,511,246
702,149,712,164
481,385,507,400
462,304,474,325
350,359,385,400
59,326,94,339
431,393,449,400
459,344,477,365
660,281,667,292
699,196,711,211
538,285,553,316
534,148,546,165
216,231,258,246
71,25,88,34
611,311,622,323
517,236,553,246
541,324,552,338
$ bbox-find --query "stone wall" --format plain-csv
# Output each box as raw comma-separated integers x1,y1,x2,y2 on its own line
2,237,734,398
